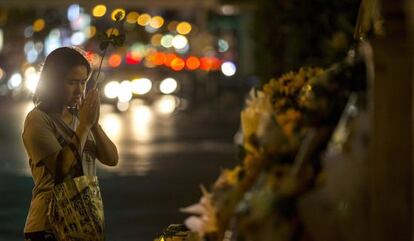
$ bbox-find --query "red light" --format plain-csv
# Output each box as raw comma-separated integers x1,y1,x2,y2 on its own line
108,54,122,68
171,57,185,71
126,51,141,65
186,56,200,70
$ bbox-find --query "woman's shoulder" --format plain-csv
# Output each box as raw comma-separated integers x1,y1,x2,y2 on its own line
24,106,53,128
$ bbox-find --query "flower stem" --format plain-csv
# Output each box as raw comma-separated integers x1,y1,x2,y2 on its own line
94,27,116,90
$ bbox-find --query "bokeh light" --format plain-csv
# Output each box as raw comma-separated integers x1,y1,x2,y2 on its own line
149,16,164,29
92,4,107,17
171,57,185,71
118,80,133,102
126,51,141,65
24,67,40,93
163,53,177,67
67,4,80,22
33,19,45,32
154,95,177,115
104,81,120,99
167,21,178,33
176,22,192,35
8,73,22,90
221,61,237,76
137,13,151,26
159,78,178,94
108,54,122,68
71,32,86,45
86,25,96,38
150,34,163,46
111,8,126,21
131,78,152,95
160,34,174,48
186,56,200,70
218,39,229,52
126,11,139,24
172,35,188,49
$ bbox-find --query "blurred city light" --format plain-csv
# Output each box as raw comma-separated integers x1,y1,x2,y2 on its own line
163,53,177,67
159,78,178,94
104,81,120,99
86,26,97,38
117,101,130,112
108,54,122,68
126,51,141,65
154,95,177,115
45,29,62,55
176,22,192,35
71,31,86,45
118,80,133,102
172,35,188,50
26,49,38,63
101,113,122,141
92,4,107,17
200,57,221,71
33,18,45,32
126,11,139,24
167,21,178,33
131,103,153,141
150,34,163,46
7,73,22,90
171,57,185,71
24,26,34,38
111,9,126,21
221,61,237,76
218,39,229,52
160,34,174,48
131,78,152,95
67,4,80,22
137,13,151,26
186,56,200,70
150,16,164,29
24,67,40,93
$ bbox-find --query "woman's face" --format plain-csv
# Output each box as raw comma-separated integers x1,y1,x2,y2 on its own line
63,65,89,109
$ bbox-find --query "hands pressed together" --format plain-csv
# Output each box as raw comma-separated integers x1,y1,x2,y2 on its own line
79,88,100,130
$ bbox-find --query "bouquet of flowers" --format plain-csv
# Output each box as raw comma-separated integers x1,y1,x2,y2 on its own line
179,49,366,241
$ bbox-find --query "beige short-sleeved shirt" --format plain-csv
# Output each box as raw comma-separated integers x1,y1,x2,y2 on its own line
22,107,97,233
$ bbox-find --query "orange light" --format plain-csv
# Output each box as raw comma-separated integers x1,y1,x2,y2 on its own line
210,57,221,70
148,52,165,66
186,56,200,70
126,51,141,64
163,53,177,67
171,57,185,71
108,54,122,68
200,57,221,71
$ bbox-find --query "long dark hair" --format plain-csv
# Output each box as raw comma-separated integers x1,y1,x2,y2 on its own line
34,47,92,113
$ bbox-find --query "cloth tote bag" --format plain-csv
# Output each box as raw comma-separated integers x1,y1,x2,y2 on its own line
47,114,105,241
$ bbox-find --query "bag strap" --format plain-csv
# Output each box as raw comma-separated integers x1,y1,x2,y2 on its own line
47,113,83,185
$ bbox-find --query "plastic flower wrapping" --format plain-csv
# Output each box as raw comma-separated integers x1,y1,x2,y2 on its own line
180,49,367,241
